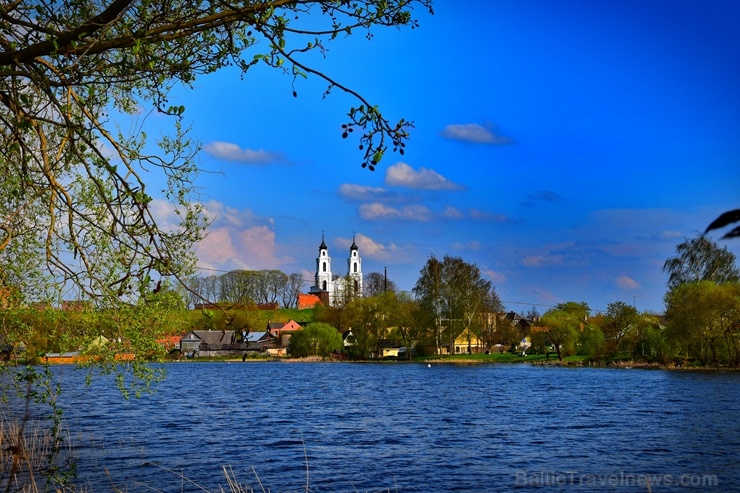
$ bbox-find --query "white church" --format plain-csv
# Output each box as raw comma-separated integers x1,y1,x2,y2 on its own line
309,233,363,306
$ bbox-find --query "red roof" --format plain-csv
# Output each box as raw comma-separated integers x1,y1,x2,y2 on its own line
157,335,182,349
298,293,323,309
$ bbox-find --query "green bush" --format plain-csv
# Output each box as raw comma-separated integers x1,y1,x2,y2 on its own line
288,322,342,357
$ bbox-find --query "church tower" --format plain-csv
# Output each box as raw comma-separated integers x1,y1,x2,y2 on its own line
315,233,332,292
348,234,363,297
309,232,363,306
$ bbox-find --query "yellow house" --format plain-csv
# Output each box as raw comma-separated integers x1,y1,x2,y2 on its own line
452,328,485,354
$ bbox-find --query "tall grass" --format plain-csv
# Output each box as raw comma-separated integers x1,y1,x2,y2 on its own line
0,408,79,492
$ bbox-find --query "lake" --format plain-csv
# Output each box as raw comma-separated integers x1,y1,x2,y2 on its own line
47,362,739,492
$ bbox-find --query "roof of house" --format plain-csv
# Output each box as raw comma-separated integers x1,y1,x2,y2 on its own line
505,311,531,327
281,320,303,331
157,335,182,346
183,330,236,346
245,331,272,343
298,293,323,309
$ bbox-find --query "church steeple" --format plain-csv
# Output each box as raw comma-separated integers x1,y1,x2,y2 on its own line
348,233,362,296
309,232,363,306
315,231,332,292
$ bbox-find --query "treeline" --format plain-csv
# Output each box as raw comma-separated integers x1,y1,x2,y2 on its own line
2,236,737,367
182,270,399,310
309,255,507,359
183,270,305,309
304,239,740,367
528,235,740,366
529,301,669,363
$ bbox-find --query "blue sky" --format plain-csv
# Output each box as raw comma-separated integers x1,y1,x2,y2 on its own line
147,0,740,314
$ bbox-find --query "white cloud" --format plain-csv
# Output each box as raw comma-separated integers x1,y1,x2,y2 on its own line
338,183,401,202
616,275,641,290
194,200,292,271
197,227,244,270
358,202,433,221
440,123,513,145
201,200,261,228
484,269,507,283
385,162,465,191
149,199,184,231
336,233,403,261
203,141,285,164
236,225,290,268
442,206,465,219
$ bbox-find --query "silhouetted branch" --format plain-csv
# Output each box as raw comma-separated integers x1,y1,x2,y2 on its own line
705,209,740,239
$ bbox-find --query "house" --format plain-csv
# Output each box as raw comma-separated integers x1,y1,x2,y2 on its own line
245,331,273,344
180,329,247,357
504,311,532,331
266,320,304,346
157,335,182,351
43,335,135,364
378,339,409,358
0,337,25,361
180,330,275,357
452,327,486,354
342,330,355,351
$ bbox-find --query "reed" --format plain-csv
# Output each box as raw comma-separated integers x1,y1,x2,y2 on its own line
0,409,79,492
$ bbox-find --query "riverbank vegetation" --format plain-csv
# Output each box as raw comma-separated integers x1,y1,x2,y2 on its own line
1,237,738,371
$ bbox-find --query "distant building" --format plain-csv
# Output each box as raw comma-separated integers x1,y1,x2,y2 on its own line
308,233,363,306
297,293,323,309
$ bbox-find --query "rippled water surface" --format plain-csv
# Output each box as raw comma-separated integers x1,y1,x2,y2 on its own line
50,363,739,492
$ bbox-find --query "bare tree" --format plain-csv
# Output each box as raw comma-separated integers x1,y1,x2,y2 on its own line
364,271,398,297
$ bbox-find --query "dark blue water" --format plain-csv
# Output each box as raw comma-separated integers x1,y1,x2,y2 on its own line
49,363,739,492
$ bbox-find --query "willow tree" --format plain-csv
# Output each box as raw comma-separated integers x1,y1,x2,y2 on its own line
663,235,739,289
665,280,740,366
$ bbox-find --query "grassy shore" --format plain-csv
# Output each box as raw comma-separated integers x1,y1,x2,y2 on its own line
195,352,738,370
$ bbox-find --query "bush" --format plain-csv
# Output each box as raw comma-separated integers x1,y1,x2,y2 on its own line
288,323,342,358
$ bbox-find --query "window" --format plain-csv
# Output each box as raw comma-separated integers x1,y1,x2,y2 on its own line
353,262,357,273
353,251,356,257
322,262,326,272
322,280,327,290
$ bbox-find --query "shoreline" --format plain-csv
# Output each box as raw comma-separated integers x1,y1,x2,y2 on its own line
168,356,739,371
